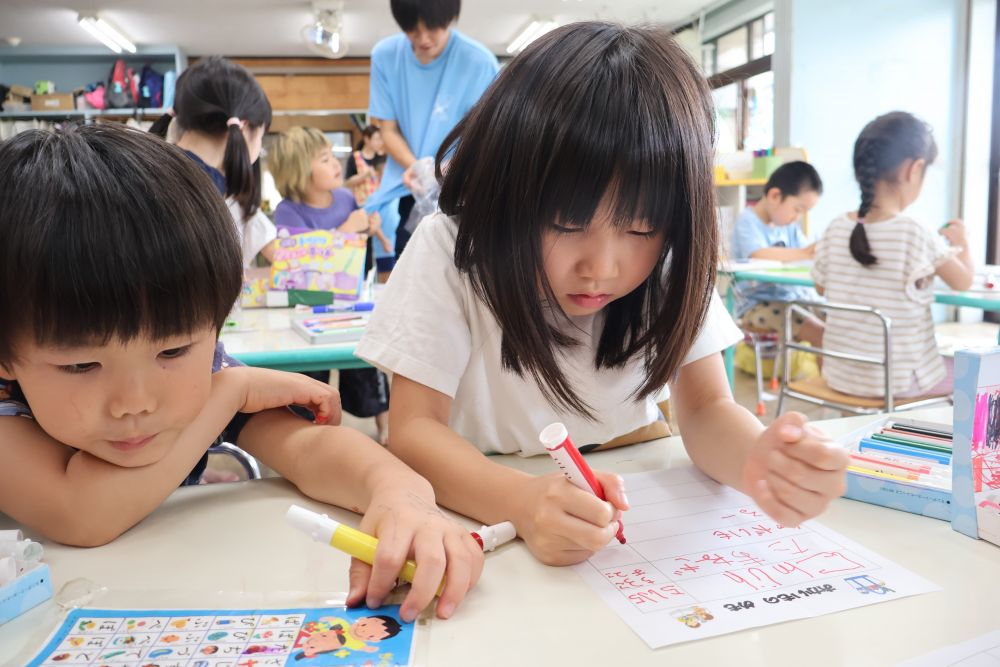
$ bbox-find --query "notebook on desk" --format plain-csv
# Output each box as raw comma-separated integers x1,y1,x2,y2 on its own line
291,313,368,344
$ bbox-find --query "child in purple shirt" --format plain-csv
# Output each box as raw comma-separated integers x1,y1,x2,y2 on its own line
269,126,391,443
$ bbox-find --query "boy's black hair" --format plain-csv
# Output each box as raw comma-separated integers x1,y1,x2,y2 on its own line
0,124,242,367
149,56,271,221
390,0,460,32
849,111,937,266
368,614,402,638
437,22,717,418
764,160,823,199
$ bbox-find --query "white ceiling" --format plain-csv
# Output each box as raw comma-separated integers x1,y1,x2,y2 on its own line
0,0,712,57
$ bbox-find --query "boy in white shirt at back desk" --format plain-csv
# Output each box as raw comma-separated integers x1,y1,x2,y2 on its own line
731,161,825,348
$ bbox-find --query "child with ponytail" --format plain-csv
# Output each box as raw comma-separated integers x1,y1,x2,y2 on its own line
812,111,974,398
150,57,277,268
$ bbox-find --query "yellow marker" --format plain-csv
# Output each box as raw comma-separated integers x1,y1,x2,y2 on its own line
286,504,441,595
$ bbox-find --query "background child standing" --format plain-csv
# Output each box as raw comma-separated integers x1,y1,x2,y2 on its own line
813,111,974,398
731,161,825,347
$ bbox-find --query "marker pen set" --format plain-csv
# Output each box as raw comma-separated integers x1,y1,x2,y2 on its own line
0,529,43,587
837,416,955,521
850,419,953,489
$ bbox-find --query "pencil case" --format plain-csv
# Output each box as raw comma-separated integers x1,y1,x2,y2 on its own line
0,562,52,626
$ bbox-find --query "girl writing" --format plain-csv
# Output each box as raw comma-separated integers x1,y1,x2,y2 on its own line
356,22,848,565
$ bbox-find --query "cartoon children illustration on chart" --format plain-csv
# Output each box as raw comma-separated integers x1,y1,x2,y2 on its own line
293,615,402,660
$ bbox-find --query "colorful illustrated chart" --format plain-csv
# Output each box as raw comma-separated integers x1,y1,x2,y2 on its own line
573,467,939,648
25,605,415,667
899,629,1000,666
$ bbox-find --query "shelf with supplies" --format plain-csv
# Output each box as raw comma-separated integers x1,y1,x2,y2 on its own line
0,107,169,119
0,45,185,124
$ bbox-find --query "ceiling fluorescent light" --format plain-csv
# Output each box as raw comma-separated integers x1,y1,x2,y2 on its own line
94,18,136,53
506,18,557,54
78,16,122,53
78,15,136,54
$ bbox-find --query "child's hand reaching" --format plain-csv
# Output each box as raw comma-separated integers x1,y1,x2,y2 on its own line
940,219,968,247
511,471,628,566
345,480,484,623
742,412,847,526
215,366,342,425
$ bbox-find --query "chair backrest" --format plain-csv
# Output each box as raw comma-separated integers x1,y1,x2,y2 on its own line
779,300,894,413
207,442,262,481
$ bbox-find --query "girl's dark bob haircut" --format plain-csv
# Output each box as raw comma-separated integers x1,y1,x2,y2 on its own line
0,123,242,366
437,21,718,417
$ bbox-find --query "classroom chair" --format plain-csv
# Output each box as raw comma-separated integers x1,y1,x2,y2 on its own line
775,301,953,416
207,442,262,480
740,330,782,417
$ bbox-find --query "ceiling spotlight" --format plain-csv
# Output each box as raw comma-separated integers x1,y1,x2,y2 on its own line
302,1,349,59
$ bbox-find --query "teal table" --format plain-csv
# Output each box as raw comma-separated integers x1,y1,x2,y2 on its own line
719,266,1000,385
221,308,369,372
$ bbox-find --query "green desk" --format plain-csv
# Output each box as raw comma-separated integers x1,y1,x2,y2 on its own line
719,265,1000,385
221,308,369,372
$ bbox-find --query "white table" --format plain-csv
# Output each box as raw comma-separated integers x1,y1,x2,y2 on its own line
3,407,999,666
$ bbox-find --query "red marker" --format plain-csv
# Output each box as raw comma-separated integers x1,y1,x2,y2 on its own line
539,422,626,544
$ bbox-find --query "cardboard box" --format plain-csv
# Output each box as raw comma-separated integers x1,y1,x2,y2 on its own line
8,84,33,99
30,93,76,111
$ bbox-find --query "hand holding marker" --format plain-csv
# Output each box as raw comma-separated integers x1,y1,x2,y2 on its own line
539,422,626,544
286,505,515,595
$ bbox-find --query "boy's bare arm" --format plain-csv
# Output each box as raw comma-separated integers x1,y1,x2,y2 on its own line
0,367,337,547
0,374,247,546
750,244,814,262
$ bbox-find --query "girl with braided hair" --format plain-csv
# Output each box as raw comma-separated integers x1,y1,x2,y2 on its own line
812,111,974,398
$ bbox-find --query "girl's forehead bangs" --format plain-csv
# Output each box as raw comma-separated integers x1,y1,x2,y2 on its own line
539,134,682,232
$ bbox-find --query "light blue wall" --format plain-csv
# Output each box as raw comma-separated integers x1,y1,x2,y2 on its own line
787,0,965,238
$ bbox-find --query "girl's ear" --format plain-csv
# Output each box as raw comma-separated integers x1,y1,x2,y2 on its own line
898,157,926,186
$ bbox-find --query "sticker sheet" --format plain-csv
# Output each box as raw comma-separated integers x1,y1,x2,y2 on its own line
574,467,939,648
25,605,416,667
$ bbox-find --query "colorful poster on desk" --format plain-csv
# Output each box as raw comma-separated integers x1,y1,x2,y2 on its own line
952,347,1000,546
24,605,416,666
270,231,367,300
573,467,938,649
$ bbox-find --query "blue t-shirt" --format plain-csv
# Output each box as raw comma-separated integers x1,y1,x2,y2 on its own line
363,30,499,213
0,342,251,487
273,188,357,233
730,207,811,315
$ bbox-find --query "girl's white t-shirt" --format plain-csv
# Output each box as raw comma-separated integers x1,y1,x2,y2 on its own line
228,199,277,268
355,213,742,456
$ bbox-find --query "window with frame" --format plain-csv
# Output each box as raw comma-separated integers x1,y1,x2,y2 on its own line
702,12,775,153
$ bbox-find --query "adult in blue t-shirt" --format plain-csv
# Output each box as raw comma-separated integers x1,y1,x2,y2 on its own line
364,0,499,257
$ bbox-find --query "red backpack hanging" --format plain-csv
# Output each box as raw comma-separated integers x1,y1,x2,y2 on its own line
105,59,136,108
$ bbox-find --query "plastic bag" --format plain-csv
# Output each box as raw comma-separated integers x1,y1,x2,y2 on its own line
403,157,440,233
